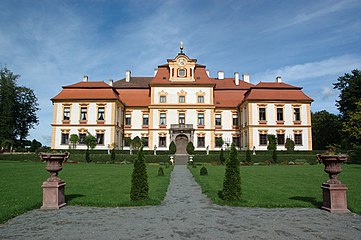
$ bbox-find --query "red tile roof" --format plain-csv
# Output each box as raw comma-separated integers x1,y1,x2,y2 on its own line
51,88,119,101
214,90,247,107
113,77,152,89
63,81,112,88
117,89,150,107
253,82,301,89
243,89,313,101
214,78,254,89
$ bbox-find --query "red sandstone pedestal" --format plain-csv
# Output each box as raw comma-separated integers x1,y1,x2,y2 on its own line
321,183,349,213
317,154,350,213
39,152,69,210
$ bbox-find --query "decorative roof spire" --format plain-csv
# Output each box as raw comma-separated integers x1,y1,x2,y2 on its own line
180,41,184,53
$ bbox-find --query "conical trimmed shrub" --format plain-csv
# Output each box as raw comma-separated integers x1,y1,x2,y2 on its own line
221,143,241,200
130,147,149,201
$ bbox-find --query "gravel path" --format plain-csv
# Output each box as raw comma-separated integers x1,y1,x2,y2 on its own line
1,165,360,240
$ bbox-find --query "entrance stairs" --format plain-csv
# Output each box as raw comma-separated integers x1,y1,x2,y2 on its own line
174,154,189,165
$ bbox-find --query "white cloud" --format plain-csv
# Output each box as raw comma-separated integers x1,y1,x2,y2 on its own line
253,55,361,83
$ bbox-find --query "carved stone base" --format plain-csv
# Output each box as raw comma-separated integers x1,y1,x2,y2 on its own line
321,183,349,213
41,181,66,210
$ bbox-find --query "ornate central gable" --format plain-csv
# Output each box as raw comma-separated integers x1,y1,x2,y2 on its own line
167,43,197,82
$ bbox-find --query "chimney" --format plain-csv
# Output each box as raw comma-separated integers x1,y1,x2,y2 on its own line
234,72,240,86
217,71,224,80
242,73,250,83
83,75,88,82
276,76,282,83
154,68,158,77
125,70,131,82
108,79,113,87
206,69,210,77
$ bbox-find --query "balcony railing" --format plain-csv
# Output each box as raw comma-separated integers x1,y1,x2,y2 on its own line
170,124,193,130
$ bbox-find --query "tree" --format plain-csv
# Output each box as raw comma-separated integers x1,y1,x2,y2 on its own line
169,141,176,155
285,138,295,151
30,139,42,152
311,111,342,150
130,147,149,201
0,67,39,145
219,148,226,165
221,143,241,200
69,134,79,149
342,101,361,147
267,134,277,163
84,134,97,163
186,141,195,155
333,69,361,121
130,136,142,153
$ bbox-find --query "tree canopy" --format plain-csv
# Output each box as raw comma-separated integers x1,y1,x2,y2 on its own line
0,67,39,145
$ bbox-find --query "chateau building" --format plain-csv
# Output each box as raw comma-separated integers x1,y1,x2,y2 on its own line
51,47,313,152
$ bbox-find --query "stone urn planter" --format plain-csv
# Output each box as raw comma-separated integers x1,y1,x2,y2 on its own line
316,154,349,213
39,152,70,210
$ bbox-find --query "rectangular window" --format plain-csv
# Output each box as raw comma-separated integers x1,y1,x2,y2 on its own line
179,96,185,103
215,114,222,126
215,137,223,147
159,137,166,147
160,113,166,125
143,114,149,126
294,108,301,121
124,137,131,147
160,95,166,103
179,113,185,124
198,96,204,103
294,134,302,145
259,108,266,121
80,107,87,121
79,133,86,144
198,113,204,126
197,137,205,147
233,137,240,148
277,134,285,145
97,107,105,121
63,107,70,121
277,108,284,121
232,114,239,126
96,134,104,145
61,133,69,145
125,114,131,125
259,134,267,145
141,137,149,147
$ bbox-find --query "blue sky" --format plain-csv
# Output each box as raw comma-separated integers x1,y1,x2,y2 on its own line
1,0,361,146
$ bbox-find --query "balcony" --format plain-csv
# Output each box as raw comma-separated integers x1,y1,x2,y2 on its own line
170,124,194,131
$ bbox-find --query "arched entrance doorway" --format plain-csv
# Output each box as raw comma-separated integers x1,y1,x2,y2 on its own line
175,134,188,154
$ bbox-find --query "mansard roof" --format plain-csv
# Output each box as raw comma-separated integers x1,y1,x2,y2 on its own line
116,89,150,107
113,77,153,89
214,78,254,90
215,90,248,108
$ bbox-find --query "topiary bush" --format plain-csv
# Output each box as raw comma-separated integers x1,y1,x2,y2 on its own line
246,149,252,163
169,141,176,155
200,166,208,176
220,143,241,200
186,141,195,155
130,147,149,201
219,148,226,165
157,167,165,176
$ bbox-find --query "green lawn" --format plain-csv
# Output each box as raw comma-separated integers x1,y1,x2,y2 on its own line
0,161,172,224
189,164,361,214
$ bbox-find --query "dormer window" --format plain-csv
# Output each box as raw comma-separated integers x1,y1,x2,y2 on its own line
178,69,186,77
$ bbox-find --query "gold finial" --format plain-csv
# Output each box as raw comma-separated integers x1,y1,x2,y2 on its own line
180,41,184,53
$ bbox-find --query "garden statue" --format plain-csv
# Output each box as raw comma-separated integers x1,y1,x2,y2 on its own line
39,152,70,210
130,146,133,155
170,156,174,165
316,146,349,213
107,144,110,155
253,146,256,155
206,145,209,155
154,145,157,155
189,155,193,164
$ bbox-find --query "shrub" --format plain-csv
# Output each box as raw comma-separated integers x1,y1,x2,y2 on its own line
186,141,195,155
272,150,277,163
200,166,208,176
169,141,176,155
246,149,252,163
110,148,115,163
219,148,226,165
130,147,149,201
157,167,165,176
220,143,241,200
267,135,277,151
285,138,295,151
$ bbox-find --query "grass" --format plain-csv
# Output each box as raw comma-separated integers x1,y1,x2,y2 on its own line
189,164,361,214
0,161,172,224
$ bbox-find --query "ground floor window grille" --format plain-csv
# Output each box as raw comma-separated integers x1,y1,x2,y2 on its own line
61,133,69,145
159,137,166,147
197,137,205,147
294,134,302,145
259,134,267,145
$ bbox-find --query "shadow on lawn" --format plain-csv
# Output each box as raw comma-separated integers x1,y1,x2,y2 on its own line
289,196,322,208
66,194,85,202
